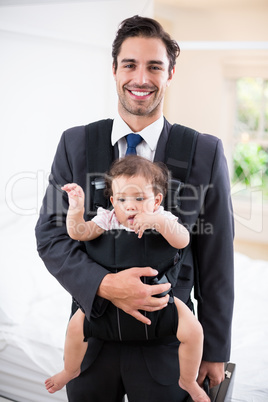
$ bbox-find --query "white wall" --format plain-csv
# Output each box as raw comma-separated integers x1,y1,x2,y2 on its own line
1,0,153,207
1,0,153,320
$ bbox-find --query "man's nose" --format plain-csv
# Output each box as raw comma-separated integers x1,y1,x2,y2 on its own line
135,66,148,85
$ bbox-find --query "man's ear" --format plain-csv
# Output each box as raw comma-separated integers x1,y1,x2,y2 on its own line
154,193,163,210
112,63,116,79
167,66,175,86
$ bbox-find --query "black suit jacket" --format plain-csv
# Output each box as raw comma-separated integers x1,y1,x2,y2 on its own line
35,118,234,385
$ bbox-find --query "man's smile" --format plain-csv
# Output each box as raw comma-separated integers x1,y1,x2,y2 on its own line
130,90,151,97
124,86,156,100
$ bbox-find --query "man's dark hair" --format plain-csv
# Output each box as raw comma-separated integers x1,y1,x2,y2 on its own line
112,15,180,76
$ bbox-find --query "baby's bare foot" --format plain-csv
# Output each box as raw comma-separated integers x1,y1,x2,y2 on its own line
179,379,210,402
45,369,80,393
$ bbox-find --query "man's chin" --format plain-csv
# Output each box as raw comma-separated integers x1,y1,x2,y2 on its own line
119,98,157,117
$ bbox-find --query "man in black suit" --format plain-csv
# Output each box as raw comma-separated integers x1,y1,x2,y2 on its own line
35,15,234,402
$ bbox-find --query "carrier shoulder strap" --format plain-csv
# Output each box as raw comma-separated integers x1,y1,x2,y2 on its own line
85,119,114,175
164,124,201,302
164,123,198,184
85,119,114,214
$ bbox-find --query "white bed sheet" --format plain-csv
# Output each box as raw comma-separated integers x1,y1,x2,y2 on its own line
0,212,267,401
229,253,268,401
0,213,70,401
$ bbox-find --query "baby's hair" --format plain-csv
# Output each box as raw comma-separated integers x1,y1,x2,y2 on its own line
106,155,169,197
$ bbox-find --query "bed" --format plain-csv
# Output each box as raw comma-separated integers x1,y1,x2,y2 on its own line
0,213,267,401
0,214,69,401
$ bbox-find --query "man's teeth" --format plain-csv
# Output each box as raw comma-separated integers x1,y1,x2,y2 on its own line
131,91,150,97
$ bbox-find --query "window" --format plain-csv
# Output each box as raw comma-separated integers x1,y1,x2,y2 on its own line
233,78,268,198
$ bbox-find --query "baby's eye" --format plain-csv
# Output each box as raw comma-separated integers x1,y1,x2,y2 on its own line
118,198,125,203
136,197,144,201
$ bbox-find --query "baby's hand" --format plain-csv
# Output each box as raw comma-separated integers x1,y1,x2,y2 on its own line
133,212,156,239
61,183,84,210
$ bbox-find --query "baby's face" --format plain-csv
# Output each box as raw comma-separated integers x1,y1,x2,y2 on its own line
110,174,157,229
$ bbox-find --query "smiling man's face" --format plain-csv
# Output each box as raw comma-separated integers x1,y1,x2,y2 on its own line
113,36,174,125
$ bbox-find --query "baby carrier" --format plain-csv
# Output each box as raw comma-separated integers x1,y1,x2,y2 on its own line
82,120,199,341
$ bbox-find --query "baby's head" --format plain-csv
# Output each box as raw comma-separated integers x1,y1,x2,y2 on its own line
106,156,169,229
106,155,169,198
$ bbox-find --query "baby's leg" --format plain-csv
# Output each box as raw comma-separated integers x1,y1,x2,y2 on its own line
174,297,210,402
45,309,88,394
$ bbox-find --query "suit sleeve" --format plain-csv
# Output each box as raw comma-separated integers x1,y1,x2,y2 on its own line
195,138,234,362
35,129,109,320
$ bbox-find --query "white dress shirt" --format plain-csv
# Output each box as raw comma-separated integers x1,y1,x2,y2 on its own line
111,113,164,160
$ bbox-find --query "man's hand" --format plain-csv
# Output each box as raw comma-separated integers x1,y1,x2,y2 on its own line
197,361,225,389
97,267,170,325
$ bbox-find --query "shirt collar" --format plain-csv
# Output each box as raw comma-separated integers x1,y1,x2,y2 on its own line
111,113,164,152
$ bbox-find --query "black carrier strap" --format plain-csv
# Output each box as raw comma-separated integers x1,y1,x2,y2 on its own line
165,123,198,184
85,119,114,215
163,124,198,216
164,124,200,301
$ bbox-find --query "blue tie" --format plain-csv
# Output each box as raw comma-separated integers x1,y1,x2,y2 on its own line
125,133,143,155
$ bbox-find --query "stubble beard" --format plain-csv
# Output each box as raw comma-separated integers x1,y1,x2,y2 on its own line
118,87,163,118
